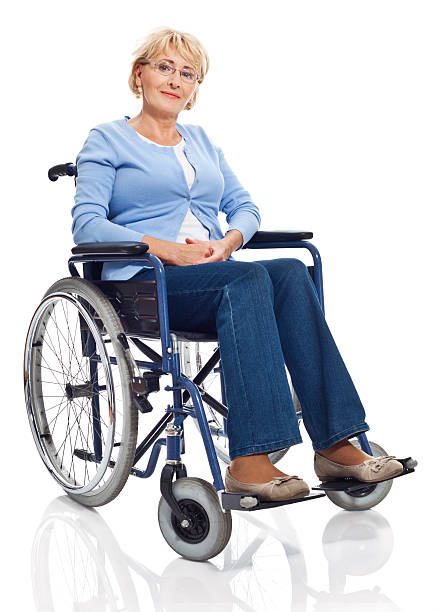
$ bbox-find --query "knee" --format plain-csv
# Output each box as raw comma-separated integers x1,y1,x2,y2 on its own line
264,258,310,284
228,261,272,285
227,261,274,297
282,257,309,276
244,263,274,295
291,259,311,285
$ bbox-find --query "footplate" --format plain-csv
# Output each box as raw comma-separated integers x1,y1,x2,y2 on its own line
311,456,417,493
221,489,326,511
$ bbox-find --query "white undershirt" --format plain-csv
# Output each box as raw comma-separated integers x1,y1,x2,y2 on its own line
136,132,210,243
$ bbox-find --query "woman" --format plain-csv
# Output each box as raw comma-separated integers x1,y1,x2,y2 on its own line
72,27,403,502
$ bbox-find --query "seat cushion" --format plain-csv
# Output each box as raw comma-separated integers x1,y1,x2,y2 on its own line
170,330,218,342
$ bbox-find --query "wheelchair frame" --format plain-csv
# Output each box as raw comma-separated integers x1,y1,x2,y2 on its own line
67,235,376,516
40,161,416,527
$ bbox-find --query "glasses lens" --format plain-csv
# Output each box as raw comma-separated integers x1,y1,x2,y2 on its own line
182,72,196,82
155,60,197,83
157,61,173,74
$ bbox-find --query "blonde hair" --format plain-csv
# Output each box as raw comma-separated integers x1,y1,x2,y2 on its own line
128,26,210,111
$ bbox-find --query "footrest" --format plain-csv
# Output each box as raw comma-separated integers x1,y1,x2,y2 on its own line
311,456,417,493
221,489,326,511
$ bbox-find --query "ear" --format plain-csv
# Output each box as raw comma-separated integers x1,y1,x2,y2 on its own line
135,64,143,87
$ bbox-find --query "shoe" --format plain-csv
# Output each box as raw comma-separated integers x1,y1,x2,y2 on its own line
314,451,404,483
224,466,310,502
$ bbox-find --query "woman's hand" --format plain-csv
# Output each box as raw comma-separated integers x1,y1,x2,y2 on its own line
184,237,235,264
156,230,243,266
168,241,214,266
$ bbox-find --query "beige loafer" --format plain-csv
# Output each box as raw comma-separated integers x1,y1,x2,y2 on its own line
314,451,404,483
225,466,310,502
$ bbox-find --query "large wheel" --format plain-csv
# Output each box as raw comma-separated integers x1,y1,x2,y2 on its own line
179,341,297,465
323,440,394,511
24,277,138,507
158,477,232,561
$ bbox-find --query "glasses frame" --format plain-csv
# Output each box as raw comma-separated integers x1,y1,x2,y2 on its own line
139,59,201,85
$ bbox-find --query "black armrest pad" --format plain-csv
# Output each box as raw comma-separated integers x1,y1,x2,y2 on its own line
71,241,148,256
245,230,313,246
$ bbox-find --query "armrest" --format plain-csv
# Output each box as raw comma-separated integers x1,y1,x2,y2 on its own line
71,241,148,256
244,230,313,247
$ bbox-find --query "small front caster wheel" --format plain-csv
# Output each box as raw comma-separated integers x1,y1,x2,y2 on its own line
158,477,232,561
324,440,394,511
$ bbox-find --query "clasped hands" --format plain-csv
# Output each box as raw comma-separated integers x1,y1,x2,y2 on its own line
169,231,242,266
173,237,233,266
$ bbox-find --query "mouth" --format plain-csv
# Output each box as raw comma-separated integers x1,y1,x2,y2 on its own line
160,91,180,99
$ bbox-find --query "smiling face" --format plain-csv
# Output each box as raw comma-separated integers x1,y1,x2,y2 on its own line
135,45,199,116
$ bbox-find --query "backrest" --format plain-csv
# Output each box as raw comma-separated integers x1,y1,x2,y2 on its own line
83,261,103,281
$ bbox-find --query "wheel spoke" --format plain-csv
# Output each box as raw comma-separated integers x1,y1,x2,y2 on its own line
48,397,69,434
48,303,88,383
26,286,136,500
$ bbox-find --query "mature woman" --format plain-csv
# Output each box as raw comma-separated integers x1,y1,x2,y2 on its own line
72,27,403,502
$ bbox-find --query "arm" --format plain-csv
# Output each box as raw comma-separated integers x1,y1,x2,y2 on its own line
217,146,261,249
72,128,146,245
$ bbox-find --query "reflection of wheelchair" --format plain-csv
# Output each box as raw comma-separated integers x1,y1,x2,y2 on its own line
33,496,398,611
23,162,417,562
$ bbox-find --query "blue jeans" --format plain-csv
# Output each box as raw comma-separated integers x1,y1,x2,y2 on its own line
131,258,370,460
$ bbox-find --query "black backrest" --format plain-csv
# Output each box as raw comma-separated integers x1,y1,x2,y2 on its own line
83,262,103,281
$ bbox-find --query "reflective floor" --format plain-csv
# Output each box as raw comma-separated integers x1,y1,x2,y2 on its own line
3,419,433,612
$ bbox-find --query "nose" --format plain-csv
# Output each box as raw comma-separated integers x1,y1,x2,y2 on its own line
167,71,183,89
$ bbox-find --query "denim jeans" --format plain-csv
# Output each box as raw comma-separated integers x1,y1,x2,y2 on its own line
131,258,370,460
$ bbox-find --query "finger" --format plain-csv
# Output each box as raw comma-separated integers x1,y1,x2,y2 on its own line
195,254,221,264
194,256,212,264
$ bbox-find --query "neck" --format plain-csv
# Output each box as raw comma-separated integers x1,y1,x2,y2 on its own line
132,104,179,141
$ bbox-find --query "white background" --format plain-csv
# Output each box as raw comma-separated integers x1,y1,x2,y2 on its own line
2,1,438,610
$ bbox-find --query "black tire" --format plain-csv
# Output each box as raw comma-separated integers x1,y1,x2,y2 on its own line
24,277,138,507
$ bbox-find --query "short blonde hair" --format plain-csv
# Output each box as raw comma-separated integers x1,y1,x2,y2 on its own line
128,26,210,111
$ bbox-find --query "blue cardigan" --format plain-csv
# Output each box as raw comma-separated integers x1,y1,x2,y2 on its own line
72,116,261,280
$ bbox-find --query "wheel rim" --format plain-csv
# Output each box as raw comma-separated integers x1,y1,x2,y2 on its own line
25,292,116,493
171,498,210,543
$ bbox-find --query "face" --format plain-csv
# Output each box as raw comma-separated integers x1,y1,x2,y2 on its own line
135,46,199,115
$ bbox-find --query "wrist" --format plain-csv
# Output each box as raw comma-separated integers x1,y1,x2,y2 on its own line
223,229,243,252
142,235,176,265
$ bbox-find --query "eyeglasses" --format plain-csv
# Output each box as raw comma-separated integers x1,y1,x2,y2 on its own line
140,59,200,84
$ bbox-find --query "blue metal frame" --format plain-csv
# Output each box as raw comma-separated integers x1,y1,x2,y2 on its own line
68,239,372,497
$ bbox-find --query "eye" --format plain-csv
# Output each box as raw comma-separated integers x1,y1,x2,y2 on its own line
158,62,173,73
183,71,196,81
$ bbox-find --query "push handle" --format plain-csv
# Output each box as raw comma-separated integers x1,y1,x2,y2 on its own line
48,163,77,181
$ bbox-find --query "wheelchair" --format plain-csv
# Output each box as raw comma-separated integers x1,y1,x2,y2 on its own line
23,161,417,562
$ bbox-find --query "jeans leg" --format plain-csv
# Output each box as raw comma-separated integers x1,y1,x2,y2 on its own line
131,262,303,460
255,258,370,451
214,263,303,460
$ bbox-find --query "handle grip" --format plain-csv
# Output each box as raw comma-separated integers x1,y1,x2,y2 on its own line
48,163,77,182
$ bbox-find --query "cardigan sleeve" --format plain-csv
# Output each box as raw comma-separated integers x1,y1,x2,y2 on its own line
71,128,145,245
216,146,261,249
